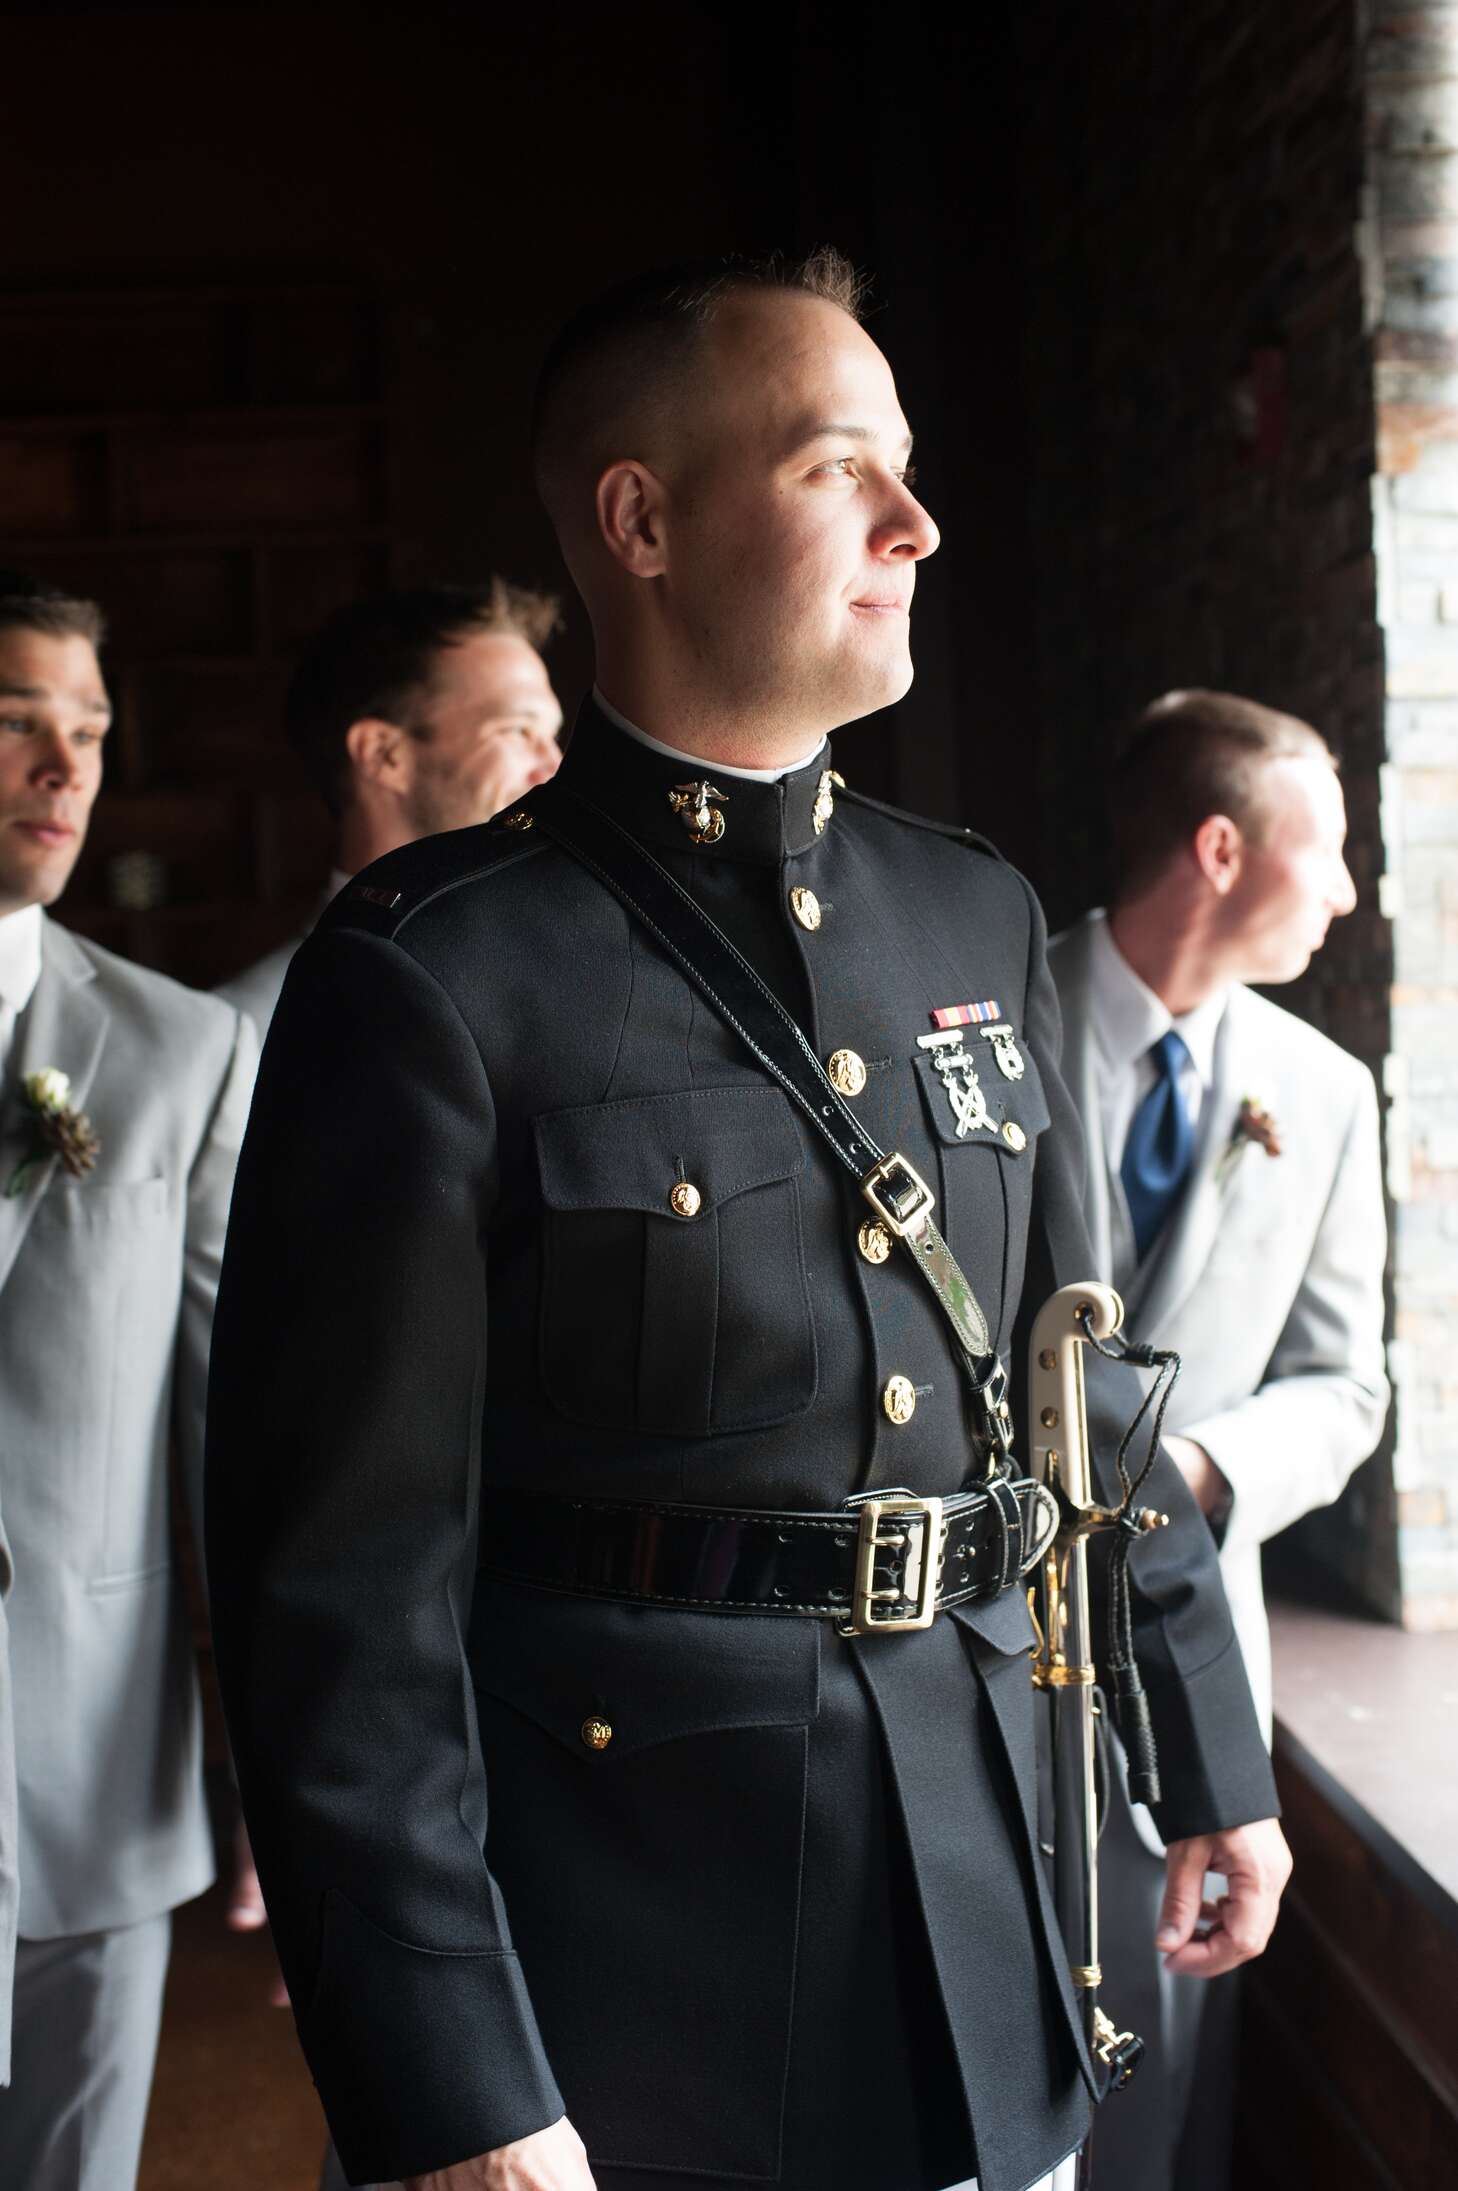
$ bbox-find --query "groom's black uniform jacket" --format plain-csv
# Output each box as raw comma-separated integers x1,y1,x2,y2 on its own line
206,703,1277,2191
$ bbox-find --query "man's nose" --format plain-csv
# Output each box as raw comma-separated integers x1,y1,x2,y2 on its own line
872,484,940,563
1333,858,1358,916
32,731,82,788
527,740,561,788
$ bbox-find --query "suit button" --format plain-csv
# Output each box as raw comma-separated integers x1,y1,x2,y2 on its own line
790,886,822,931
827,1048,867,1097
1001,1121,1027,1152
882,1375,917,1425
669,1182,702,1217
581,1717,613,1751
858,1219,892,1264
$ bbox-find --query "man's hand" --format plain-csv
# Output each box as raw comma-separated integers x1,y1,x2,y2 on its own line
1157,1816,1292,1978
404,2117,595,2190
224,1818,289,2008
1163,1433,1232,1521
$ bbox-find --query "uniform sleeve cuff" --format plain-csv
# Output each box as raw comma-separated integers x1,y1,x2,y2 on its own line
1146,1632,1279,1842
301,1890,565,2186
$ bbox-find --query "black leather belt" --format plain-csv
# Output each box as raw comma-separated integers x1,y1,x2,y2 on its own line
479,1477,1056,1636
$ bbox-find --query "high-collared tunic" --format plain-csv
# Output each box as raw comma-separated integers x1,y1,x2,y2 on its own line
206,702,1277,2191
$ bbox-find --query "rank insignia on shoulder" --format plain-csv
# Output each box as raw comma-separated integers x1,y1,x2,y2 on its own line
352,884,402,910
916,1028,996,1138
979,1022,1026,1081
930,999,1001,1030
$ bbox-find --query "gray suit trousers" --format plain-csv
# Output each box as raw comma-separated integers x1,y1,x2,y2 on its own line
0,1914,170,2191
1090,1779,1237,2191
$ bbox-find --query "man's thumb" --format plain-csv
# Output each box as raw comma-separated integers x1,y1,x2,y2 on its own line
1157,1840,1207,1949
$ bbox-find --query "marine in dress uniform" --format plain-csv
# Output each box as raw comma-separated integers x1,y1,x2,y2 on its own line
205,260,1283,2191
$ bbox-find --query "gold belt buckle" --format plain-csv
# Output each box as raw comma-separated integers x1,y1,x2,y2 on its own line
840,1494,945,1636
860,1152,935,1243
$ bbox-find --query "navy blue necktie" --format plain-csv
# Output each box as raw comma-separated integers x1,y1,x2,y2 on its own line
1121,1030,1195,1263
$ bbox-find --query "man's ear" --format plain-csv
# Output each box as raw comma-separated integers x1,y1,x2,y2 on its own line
345,717,412,795
1192,812,1243,895
595,461,669,579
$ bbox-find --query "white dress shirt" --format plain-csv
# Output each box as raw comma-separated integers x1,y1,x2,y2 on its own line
592,687,827,784
1086,909,1227,1162
0,904,42,1080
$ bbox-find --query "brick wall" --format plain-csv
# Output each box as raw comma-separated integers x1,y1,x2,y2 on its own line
1367,0,1458,1629
1015,0,1404,1617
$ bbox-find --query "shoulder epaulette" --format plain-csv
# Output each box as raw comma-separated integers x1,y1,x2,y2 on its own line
836,783,1003,861
316,809,550,943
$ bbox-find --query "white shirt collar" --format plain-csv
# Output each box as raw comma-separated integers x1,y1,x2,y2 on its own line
592,687,827,785
0,903,43,1018
1086,908,1226,1088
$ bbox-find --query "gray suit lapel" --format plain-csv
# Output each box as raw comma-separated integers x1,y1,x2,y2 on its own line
1125,997,1245,1336
0,922,106,1298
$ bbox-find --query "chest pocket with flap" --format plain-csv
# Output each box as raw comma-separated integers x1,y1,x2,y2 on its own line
534,1083,817,1438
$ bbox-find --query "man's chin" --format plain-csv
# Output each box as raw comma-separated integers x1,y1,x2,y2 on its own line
824,651,914,732
0,859,75,914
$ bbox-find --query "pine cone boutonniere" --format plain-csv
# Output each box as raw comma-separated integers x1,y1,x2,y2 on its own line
5,1068,101,1198
1217,1095,1282,1186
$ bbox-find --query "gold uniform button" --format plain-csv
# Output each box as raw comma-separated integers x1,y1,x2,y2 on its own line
581,1717,613,1751
827,1048,867,1097
1002,1121,1027,1153
882,1374,917,1425
669,1181,702,1218
857,1219,892,1265
790,886,822,932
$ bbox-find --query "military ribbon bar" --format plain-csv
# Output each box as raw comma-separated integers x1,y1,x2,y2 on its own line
931,1000,1001,1030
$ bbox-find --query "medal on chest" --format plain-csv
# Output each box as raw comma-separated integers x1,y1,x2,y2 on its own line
916,1029,996,1138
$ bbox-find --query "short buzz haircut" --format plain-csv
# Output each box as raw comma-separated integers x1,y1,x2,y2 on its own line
530,246,869,527
1110,689,1337,899
0,569,106,650
286,578,561,817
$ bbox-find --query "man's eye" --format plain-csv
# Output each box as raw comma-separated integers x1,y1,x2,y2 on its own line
0,717,29,734
897,464,919,488
813,457,856,478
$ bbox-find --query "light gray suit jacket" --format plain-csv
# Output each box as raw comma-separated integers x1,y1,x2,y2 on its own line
0,1502,15,2080
216,934,301,1037
0,917,256,1938
1049,911,1390,1738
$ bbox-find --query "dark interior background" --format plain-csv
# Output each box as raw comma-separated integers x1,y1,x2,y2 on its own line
0,0,1033,979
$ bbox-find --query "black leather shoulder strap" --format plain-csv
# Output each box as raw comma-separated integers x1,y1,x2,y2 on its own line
532,781,1013,1455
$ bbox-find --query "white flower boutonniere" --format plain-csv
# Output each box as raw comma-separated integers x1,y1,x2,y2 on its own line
5,1068,101,1198
1216,1095,1283,1188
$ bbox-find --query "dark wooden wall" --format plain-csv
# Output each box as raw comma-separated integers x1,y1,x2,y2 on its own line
1237,1725,1458,2188
0,0,1032,986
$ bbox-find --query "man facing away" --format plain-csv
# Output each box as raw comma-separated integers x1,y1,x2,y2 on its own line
219,578,563,1036
206,255,1290,2191
0,572,256,2189
1048,690,1390,2191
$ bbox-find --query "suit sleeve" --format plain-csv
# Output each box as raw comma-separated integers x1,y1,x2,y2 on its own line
174,1002,257,1568
204,925,564,2186
1010,875,1279,1840
1179,1069,1390,1556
